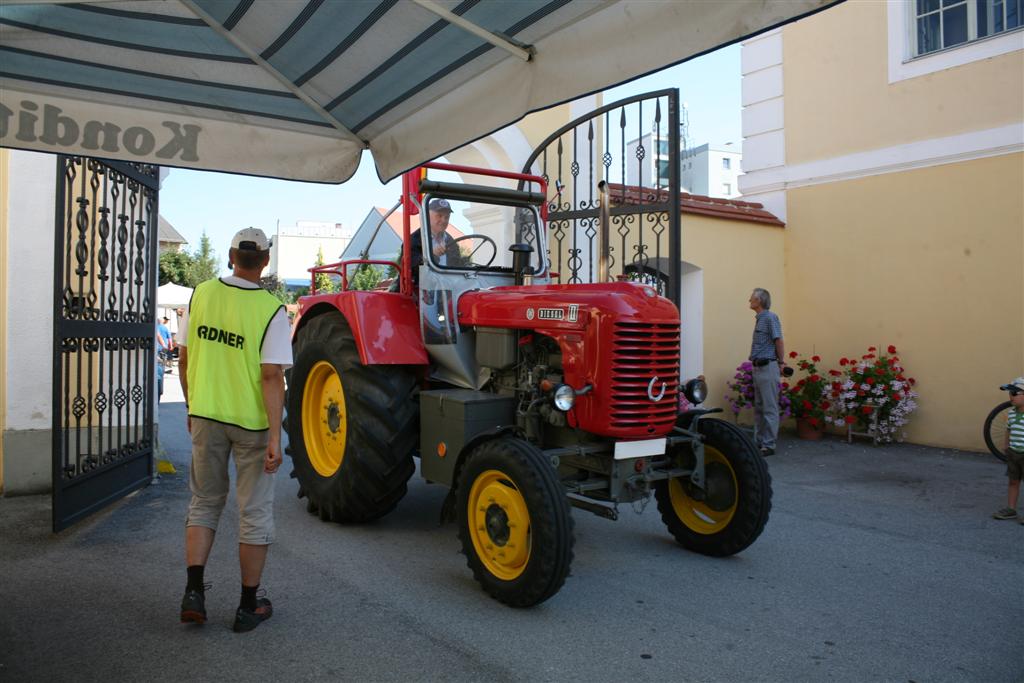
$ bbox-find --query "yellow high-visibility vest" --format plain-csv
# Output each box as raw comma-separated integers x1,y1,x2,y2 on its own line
186,279,283,430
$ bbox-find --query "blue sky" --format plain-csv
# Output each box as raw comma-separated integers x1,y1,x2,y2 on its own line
160,44,741,271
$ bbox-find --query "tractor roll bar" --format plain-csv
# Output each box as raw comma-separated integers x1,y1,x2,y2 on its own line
398,162,550,296
419,180,545,208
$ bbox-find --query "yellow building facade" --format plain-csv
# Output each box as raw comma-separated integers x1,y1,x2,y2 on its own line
741,1,1024,449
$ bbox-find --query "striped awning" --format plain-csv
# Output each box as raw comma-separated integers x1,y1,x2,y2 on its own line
0,0,835,183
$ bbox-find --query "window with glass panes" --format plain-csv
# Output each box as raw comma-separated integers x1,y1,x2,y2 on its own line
915,0,1022,56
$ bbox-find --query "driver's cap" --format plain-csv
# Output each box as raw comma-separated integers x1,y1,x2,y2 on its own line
428,198,452,213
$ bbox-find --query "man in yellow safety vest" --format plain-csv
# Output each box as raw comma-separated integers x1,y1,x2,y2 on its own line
177,227,292,633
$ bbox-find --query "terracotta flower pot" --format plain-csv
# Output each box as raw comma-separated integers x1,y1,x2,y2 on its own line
796,417,824,440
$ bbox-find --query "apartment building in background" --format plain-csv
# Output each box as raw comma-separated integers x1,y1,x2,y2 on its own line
269,220,353,286
626,134,742,198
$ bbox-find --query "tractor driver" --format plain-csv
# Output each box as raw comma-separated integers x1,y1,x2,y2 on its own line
409,198,464,272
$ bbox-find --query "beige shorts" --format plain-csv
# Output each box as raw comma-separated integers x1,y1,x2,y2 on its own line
186,417,275,545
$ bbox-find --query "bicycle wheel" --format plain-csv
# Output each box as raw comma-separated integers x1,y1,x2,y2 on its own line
983,401,1012,462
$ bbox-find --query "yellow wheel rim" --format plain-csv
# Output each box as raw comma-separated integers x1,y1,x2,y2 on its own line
301,360,347,477
467,469,531,581
668,446,738,534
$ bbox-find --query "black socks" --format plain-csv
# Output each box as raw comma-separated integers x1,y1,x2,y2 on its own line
240,584,259,612
186,565,205,593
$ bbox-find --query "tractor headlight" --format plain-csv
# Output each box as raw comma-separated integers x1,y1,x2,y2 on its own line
683,378,708,405
552,383,576,411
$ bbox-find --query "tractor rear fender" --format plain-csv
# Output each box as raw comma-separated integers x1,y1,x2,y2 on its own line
292,292,428,365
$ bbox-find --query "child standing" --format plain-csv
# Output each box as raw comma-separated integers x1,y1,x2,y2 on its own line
992,377,1024,523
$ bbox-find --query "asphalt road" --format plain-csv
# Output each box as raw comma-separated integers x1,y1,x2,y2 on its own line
0,385,1021,682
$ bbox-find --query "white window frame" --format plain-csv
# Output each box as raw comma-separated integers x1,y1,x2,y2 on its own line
888,0,1024,83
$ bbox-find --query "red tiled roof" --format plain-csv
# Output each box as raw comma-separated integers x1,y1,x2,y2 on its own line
606,184,784,227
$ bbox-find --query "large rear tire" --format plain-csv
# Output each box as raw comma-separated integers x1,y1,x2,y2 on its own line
654,418,771,556
286,312,417,522
457,437,574,608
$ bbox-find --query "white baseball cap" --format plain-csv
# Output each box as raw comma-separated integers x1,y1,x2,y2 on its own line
231,227,271,251
1010,377,1024,391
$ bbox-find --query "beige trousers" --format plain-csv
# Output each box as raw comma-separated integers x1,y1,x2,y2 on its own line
185,417,275,545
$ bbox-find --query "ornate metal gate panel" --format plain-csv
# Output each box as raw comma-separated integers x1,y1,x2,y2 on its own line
520,89,681,307
52,156,159,531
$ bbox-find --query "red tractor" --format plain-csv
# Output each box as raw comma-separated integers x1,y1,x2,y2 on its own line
285,163,771,607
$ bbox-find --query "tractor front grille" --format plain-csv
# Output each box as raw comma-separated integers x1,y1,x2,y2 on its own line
609,321,680,434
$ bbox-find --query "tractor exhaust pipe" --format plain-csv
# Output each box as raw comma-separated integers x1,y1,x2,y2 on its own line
597,180,610,283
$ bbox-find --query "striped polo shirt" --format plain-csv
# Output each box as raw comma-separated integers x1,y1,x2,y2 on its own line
1009,408,1024,453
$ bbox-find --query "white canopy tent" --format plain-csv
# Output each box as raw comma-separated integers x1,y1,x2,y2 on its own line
0,0,837,183
156,282,193,333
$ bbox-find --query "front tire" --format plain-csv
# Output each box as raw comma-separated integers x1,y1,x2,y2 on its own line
654,418,771,556
457,438,574,607
286,312,418,522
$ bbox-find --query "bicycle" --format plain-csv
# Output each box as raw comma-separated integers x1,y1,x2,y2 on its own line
983,382,1021,461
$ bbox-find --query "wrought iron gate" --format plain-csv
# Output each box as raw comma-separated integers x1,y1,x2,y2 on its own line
520,89,681,307
52,156,159,531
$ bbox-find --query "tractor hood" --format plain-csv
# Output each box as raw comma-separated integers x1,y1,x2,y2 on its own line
457,281,679,331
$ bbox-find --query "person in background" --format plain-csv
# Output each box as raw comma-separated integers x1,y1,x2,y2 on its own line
992,377,1024,523
748,288,787,457
177,227,292,632
157,316,174,372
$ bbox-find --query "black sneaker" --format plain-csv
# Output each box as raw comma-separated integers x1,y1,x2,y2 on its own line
759,447,775,457
233,597,273,633
180,589,207,624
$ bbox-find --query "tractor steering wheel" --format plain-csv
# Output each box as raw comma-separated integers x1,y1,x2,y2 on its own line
450,234,498,268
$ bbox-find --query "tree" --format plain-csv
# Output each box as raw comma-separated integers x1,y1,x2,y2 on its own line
312,246,338,294
189,231,220,285
260,273,293,304
349,263,383,291
159,249,195,286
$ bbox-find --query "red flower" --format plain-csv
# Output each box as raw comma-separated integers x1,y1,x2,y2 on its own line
829,370,841,376
831,391,840,398
802,400,812,410
821,401,831,410
868,346,877,352
844,415,856,424
789,351,798,358
887,345,897,354
866,377,875,385
862,406,873,414
909,378,916,385
863,354,876,359
812,355,821,363
810,374,821,382
808,417,820,427
896,374,906,381
857,390,866,397
840,358,849,366
832,382,842,390
891,393,901,401
797,379,806,387
781,382,790,389
799,360,809,370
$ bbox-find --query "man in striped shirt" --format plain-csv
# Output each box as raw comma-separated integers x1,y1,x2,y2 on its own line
992,377,1024,523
